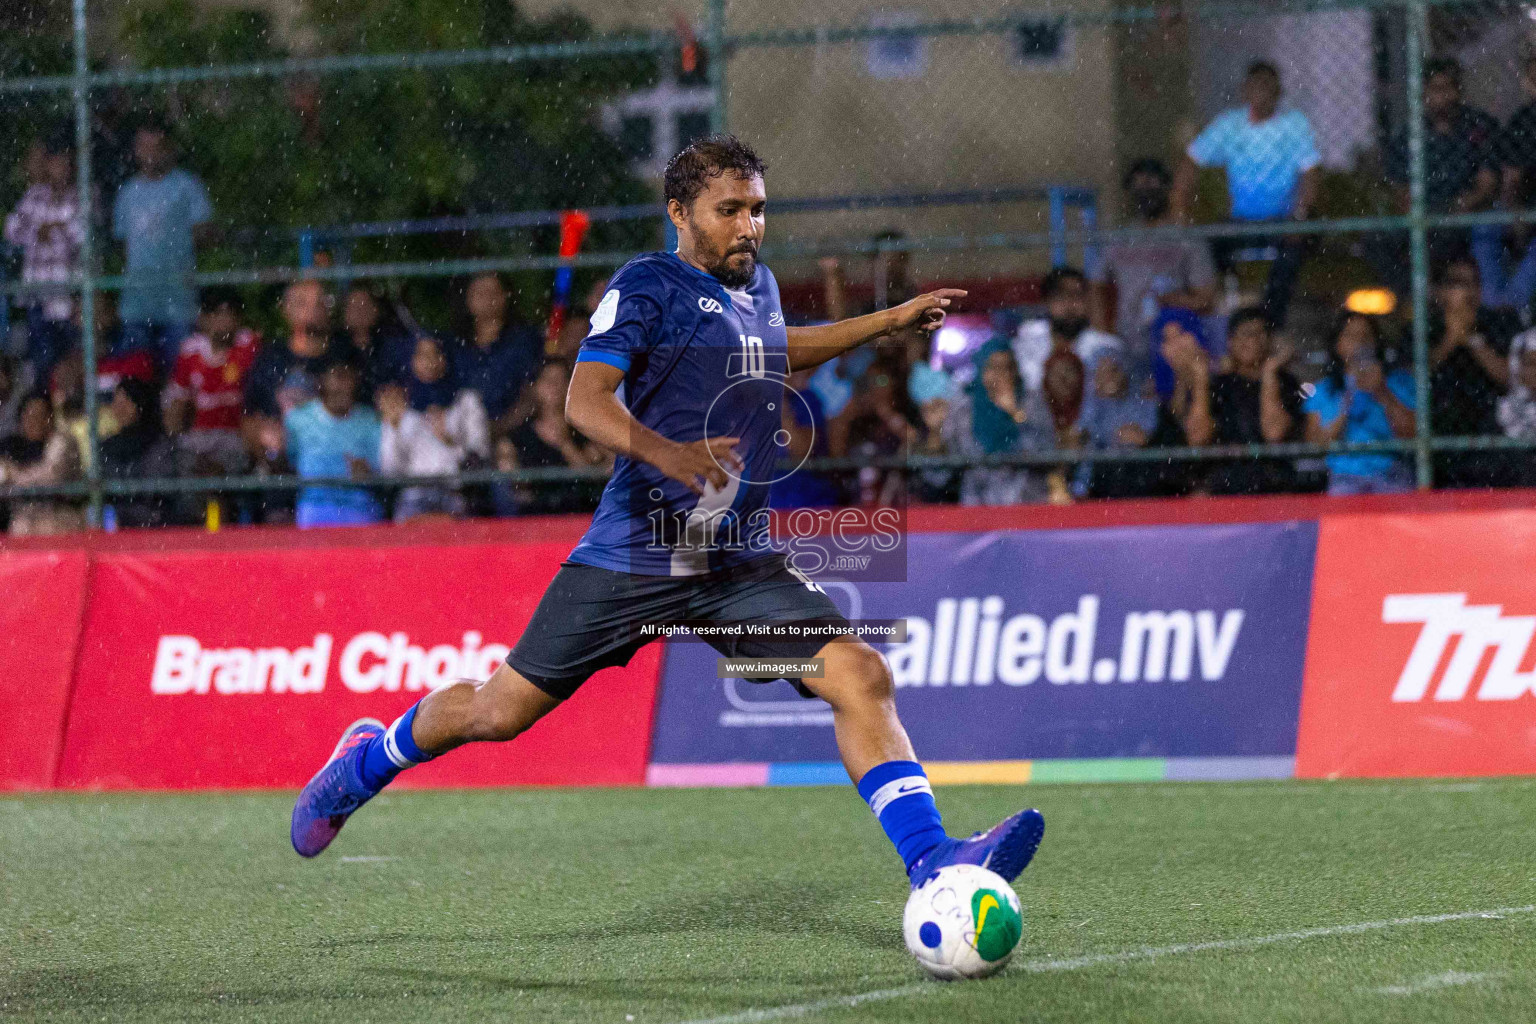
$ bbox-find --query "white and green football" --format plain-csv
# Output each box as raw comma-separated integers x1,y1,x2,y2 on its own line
903,864,1024,980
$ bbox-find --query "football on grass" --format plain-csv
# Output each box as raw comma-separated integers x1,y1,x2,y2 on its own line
903,864,1024,979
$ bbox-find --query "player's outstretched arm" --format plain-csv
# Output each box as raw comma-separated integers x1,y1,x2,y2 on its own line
566,360,744,496
786,288,965,372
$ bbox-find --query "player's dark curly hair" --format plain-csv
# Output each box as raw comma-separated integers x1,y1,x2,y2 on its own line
663,134,767,210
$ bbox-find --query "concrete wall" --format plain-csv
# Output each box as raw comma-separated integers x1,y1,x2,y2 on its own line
520,0,1121,280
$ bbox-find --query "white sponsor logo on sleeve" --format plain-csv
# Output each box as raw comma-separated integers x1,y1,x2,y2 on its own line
589,289,620,335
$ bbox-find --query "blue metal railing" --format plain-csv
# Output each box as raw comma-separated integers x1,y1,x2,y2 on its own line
284,185,1099,270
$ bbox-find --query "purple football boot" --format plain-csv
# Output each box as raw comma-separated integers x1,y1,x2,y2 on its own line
290,718,386,858
908,808,1045,888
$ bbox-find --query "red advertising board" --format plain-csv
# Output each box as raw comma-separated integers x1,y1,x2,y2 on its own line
1297,510,1536,778
7,488,1536,791
0,550,89,789
54,538,661,789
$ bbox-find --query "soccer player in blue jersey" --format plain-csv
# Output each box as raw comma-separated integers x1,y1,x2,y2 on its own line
292,135,1044,888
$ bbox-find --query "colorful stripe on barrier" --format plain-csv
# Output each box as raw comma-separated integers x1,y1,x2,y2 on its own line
644,756,1295,788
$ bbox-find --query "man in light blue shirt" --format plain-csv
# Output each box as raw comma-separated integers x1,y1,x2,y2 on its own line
1173,62,1322,330
283,357,384,528
112,121,214,370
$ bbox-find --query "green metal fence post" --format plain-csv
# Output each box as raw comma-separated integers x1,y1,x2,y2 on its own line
708,0,728,133
1405,0,1432,490
73,0,101,527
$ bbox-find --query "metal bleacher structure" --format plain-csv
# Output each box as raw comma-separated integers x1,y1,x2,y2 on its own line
0,0,1532,525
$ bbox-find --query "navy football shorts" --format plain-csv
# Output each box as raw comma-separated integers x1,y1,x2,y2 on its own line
506,555,850,700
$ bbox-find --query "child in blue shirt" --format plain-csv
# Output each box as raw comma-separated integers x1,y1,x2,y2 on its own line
1303,313,1417,495
283,356,383,527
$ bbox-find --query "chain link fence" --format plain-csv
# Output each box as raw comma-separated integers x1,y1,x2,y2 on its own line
0,0,1530,530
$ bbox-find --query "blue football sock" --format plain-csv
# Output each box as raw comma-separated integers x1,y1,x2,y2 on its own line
358,702,435,791
856,760,948,872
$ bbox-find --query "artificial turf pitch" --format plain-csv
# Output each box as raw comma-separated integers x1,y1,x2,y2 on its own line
4,777,1535,1023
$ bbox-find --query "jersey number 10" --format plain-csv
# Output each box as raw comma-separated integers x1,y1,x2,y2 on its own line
740,334,766,378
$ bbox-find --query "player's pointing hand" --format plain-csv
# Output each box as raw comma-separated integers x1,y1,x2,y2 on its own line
887,288,967,336
656,436,744,495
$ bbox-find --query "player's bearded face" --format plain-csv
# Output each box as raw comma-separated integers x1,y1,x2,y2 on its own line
698,232,757,288
689,212,759,288
686,173,766,288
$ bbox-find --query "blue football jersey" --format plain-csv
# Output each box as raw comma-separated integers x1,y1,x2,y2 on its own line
568,251,795,576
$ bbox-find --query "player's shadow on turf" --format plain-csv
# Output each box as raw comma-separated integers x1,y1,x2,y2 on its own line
368,965,862,994
619,879,893,950
491,878,896,952
313,879,894,954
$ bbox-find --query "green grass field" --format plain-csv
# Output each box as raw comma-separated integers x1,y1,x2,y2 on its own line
4,778,1535,1023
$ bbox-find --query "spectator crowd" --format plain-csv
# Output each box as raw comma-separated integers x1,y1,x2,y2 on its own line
0,120,612,534
789,55,1536,509
3,56,1536,534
